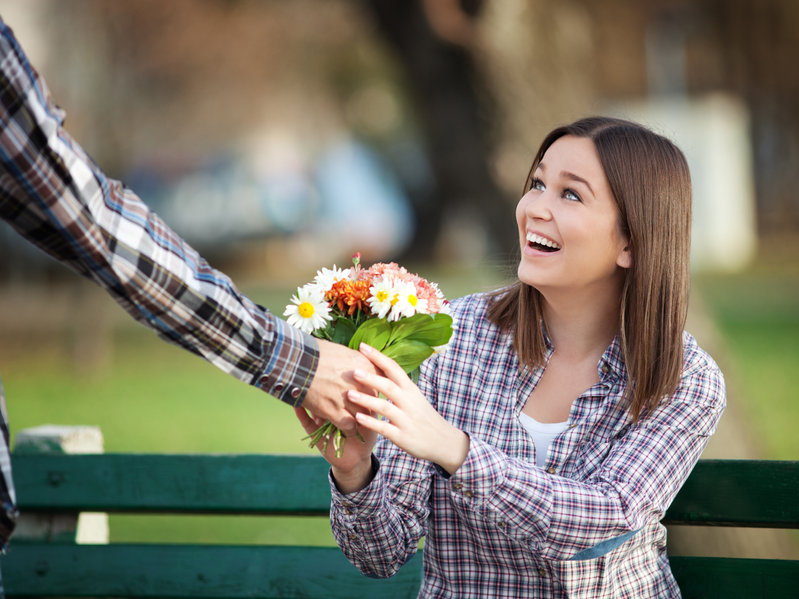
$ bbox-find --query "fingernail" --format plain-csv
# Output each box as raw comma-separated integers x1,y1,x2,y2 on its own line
347,389,360,400
359,342,373,354
353,369,366,379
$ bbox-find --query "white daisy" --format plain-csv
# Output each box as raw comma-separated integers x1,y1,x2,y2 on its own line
367,279,398,319
389,281,428,321
311,266,352,294
283,284,332,334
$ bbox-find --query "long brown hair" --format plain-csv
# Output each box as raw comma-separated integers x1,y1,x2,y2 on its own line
487,116,692,421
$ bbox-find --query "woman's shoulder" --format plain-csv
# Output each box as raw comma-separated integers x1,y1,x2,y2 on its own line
449,291,491,317
673,331,726,415
681,331,723,379
449,291,502,330
445,291,510,346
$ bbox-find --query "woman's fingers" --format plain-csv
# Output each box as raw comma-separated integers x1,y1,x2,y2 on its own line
354,410,398,440
358,343,409,385
352,368,398,402
347,389,400,421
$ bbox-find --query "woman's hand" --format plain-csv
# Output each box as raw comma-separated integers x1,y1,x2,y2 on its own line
348,343,470,475
294,407,377,493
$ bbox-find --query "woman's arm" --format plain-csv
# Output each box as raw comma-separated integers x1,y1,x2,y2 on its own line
296,403,431,578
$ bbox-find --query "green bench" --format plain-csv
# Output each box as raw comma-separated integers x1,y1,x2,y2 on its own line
2,445,798,597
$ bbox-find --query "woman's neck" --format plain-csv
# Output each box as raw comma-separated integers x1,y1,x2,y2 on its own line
539,286,622,362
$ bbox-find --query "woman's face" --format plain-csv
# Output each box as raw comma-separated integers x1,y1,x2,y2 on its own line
516,135,631,297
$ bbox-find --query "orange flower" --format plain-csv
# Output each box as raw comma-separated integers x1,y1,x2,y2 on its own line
326,279,372,316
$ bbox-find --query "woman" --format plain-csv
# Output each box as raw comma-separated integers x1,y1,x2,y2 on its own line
296,116,725,598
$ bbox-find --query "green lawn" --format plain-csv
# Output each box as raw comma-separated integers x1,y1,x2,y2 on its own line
693,264,799,460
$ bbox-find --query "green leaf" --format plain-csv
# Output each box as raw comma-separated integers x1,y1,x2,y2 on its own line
383,340,434,373
389,313,453,347
329,317,357,346
348,318,391,351
387,314,429,344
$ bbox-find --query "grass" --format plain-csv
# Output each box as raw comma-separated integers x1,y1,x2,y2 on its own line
693,258,799,460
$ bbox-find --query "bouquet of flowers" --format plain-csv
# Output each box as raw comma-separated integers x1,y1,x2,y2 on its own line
284,253,453,456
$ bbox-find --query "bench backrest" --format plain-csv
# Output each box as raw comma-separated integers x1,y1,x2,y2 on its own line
2,455,798,598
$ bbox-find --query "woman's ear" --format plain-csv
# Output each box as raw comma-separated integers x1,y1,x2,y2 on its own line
616,243,632,269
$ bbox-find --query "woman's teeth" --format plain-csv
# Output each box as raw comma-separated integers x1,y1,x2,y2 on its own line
526,232,561,251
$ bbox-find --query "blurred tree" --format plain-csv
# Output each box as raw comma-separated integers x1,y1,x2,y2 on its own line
577,0,799,233
362,0,518,263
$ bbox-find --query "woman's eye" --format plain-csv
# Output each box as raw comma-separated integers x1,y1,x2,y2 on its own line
564,188,582,202
530,178,545,191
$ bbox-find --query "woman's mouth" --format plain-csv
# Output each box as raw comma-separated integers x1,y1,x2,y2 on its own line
526,232,561,253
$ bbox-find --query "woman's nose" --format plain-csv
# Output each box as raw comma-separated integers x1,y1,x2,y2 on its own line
522,189,553,220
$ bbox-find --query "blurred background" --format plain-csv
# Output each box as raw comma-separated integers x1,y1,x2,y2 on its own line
0,0,796,555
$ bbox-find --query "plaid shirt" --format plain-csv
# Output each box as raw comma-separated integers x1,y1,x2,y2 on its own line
0,19,319,551
331,293,726,598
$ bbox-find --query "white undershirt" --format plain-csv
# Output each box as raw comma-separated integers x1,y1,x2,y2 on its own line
518,412,570,469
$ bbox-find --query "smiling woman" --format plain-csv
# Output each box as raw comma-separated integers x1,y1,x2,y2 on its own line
303,116,724,598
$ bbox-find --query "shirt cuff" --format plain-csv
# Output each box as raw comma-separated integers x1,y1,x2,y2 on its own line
329,455,383,518
256,317,319,407
446,437,508,503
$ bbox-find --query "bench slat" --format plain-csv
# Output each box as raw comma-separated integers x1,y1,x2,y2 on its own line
669,556,799,598
664,460,799,527
3,543,423,598
5,545,798,599
13,455,799,527
11,454,332,514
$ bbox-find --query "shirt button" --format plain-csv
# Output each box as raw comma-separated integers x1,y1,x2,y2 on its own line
259,375,270,386
273,382,285,393
497,520,506,529
538,567,548,578
453,483,463,491
463,490,474,498
547,467,557,474
290,387,301,399
601,362,611,374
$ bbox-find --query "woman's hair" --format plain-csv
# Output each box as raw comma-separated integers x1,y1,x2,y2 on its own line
487,116,692,421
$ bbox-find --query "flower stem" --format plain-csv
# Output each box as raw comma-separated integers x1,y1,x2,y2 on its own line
302,421,365,458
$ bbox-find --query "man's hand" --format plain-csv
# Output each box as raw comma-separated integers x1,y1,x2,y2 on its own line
301,339,379,434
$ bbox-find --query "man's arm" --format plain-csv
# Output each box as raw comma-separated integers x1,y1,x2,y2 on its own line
0,18,368,428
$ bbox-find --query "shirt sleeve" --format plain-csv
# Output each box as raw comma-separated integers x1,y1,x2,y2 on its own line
329,446,431,578
0,19,318,406
444,362,726,561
